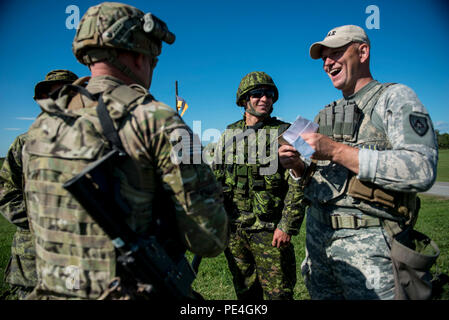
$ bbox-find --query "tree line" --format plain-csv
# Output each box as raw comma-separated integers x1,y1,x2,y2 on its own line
436,130,449,149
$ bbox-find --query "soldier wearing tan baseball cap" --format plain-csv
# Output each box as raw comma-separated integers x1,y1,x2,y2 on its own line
309,25,370,60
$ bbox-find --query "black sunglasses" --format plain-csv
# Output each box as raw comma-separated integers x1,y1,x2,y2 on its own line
248,88,275,99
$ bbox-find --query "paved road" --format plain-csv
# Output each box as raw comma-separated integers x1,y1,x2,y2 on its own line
421,182,449,198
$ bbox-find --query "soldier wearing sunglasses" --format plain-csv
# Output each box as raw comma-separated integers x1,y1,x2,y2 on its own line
213,71,305,300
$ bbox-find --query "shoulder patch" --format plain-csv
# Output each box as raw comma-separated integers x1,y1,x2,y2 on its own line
409,114,429,136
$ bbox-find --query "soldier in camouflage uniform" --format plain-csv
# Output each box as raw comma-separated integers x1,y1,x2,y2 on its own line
0,70,78,299
21,2,228,300
214,71,305,300
34,69,79,99
279,25,438,299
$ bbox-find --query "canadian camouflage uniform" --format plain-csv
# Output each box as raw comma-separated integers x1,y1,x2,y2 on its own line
0,133,36,299
214,116,305,300
301,80,438,299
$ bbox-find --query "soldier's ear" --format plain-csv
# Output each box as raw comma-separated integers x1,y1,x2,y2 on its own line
358,43,370,64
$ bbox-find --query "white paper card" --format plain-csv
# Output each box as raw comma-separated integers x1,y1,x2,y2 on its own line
279,116,319,159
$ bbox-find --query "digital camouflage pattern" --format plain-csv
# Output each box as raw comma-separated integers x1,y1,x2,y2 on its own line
302,80,438,299
23,75,228,299
34,70,78,99
236,72,279,106
305,81,437,221
301,213,395,300
225,228,296,300
0,133,37,297
214,116,306,300
356,82,438,192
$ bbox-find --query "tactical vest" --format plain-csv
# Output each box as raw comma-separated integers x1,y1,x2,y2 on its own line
23,83,155,299
304,81,418,227
222,117,289,229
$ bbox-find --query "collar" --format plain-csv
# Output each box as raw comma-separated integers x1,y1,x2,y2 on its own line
344,79,379,101
86,75,126,95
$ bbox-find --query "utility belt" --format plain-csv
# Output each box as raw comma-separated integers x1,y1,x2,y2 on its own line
308,205,381,230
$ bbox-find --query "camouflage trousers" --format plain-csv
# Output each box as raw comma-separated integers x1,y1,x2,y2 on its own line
301,210,395,300
224,226,296,300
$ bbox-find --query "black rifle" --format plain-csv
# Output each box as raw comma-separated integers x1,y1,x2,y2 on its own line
63,148,197,300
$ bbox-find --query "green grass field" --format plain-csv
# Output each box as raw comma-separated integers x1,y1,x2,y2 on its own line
1,195,448,300
437,149,449,182
0,150,448,299
189,195,449,300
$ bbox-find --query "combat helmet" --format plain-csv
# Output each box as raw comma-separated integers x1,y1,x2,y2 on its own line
72,2,175,87
34,69,78,99
236,71,279,107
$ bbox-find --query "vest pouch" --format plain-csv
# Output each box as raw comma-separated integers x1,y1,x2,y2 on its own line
391,229,440,300
348,176,396,208
236,165,248,177
250,165,265,191
304,162,349,204
235,176,248,195
7,228,37,288
318,108,332,137
343,102,362,142
333,104,344,140
235,176,251,211
348,177,417,223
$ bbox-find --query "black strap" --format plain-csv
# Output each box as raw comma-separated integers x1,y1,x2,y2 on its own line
96,95,125,152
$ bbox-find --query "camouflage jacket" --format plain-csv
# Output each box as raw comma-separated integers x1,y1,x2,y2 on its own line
0,133,37,288
1,133,28,227
23,75,228,299
213,116,305,235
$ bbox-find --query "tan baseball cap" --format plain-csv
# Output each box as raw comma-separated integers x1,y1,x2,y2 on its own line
309,25,370,60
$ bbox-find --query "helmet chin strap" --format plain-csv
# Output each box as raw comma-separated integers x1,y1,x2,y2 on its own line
245,100,272,119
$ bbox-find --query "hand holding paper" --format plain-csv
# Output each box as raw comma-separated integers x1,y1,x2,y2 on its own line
278,116,319,159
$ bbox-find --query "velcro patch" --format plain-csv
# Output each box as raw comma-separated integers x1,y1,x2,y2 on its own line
409,114,429,136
